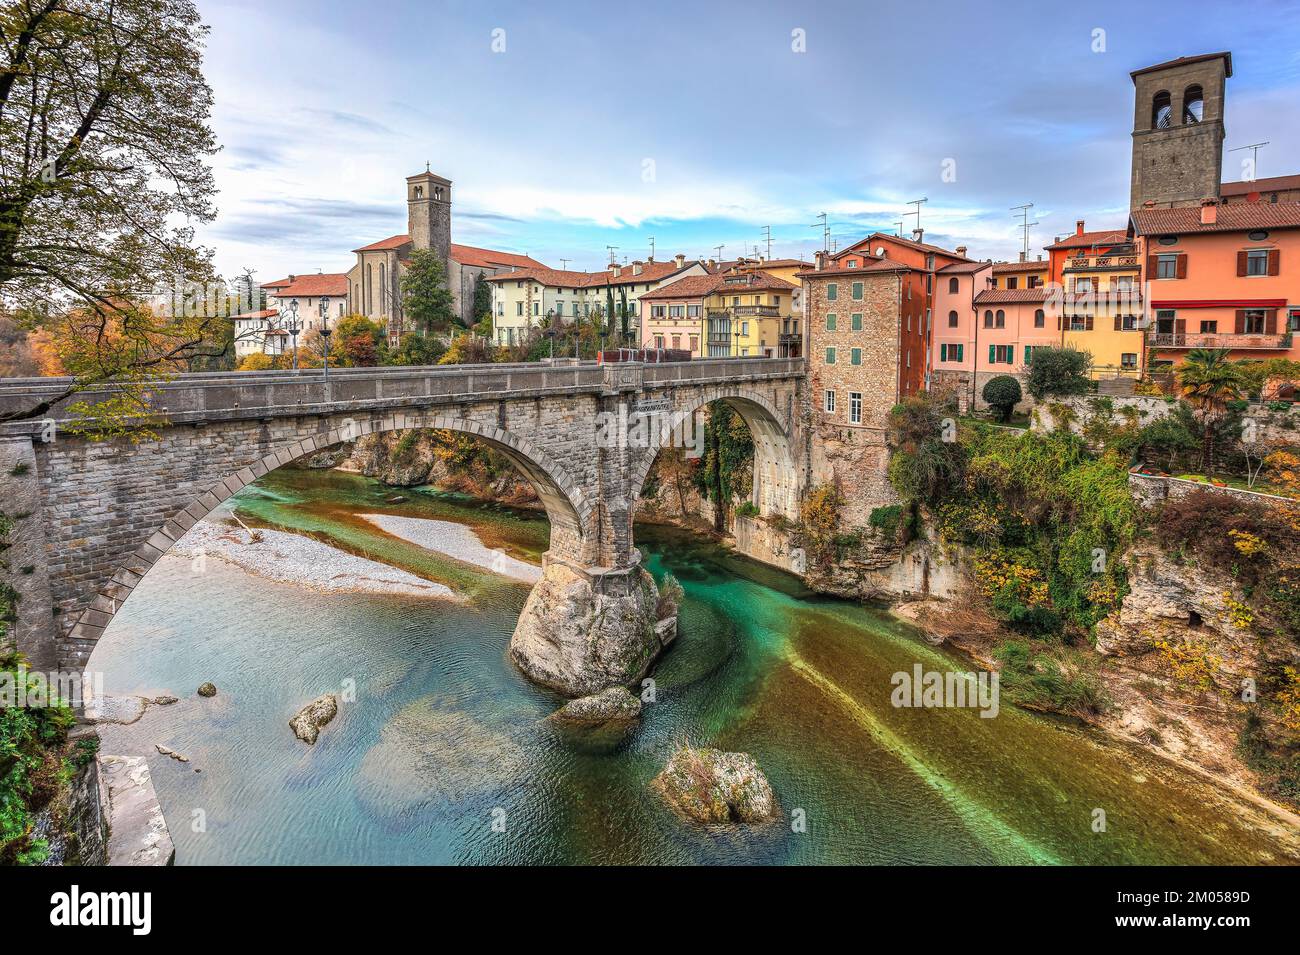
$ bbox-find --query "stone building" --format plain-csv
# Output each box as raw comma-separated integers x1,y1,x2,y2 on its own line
346,169,545,339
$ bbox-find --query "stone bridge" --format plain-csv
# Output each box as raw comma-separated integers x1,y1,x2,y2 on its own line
0,357,807,691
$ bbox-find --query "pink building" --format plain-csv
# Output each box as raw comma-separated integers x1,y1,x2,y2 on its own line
639,273,721,356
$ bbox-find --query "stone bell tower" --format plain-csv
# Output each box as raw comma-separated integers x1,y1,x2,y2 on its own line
1129,52,1231,210
406,166,452,265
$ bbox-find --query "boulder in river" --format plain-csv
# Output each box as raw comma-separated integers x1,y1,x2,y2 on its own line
654,746,777,825
197,682,217,698
289,694,339,745
550,686,642,727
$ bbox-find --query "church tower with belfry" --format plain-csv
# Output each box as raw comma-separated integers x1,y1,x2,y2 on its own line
406,165,452,269
1129,51,1231,209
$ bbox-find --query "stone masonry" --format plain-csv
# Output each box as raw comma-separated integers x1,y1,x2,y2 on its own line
0,359,805,670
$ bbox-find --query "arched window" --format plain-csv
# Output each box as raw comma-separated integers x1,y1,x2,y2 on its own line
1034,309,1045,328
1152,90,1172,129
948,310,958,328
1182,85,1203,124
983,309,993,328
995,309,1005,328
948,277,959,294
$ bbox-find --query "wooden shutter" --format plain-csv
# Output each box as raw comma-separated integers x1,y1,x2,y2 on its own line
1113,316,1122,331
1235,309,1246,334
1269,249,1281,276
1175,254,1188,279
1146,255,1157,278
1085,315,1094,331
1237,251,1248,276
1175,318,1186,335
1265,310,1278,335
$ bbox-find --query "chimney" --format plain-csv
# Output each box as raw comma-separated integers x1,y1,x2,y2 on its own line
632,260,644,276
814,251,826,271
1019,251,1026,263
706,258,716,271
288,274,295,283
611,264,622,278
674,253,685,269
956,245,967,257
1075,219,1085,236
1200,197,1218,225
912,228,924,244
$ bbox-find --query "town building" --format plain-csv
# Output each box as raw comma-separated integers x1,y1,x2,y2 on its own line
640,274,720,356
989,259,1048,290
704,270,800,358
1220,174,1300,206
486,255,706,347
1129,200,1300,366
347,169,546,340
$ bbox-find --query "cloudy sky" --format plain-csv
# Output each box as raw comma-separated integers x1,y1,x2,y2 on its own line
195,0,1300,282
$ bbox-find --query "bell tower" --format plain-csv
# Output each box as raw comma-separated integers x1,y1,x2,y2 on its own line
1129,52,1231,210
406,166,452,264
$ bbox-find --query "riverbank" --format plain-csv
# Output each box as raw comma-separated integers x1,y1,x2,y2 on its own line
172,519,459,600
359,513,540,583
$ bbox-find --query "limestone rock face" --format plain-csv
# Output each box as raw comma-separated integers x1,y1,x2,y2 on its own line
551,686,643,727
289,694,339,745
654,747,777,825
510,561,665,697
1097,545,1239,657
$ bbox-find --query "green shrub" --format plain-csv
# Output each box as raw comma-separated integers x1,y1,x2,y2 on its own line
734,501,759,518
982,375,1022,423
1026,346,1093,400
868,504,903,541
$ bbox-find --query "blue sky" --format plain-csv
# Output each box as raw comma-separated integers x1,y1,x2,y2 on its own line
196,0,1300,281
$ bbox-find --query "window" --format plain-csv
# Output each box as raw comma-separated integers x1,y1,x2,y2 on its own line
1200,320,1218,333
669,305,684,318
1121,353,1138,370
851,281,863,300
948,310,958,328
851,313,863,331
989,344,1014,364
1006,276,1018,290
1024,345,1039,364
687,305,700,317
940,343,964,362
1291,310,1300,333
1156,254,1179,279
827,283,838,301
825,347,836,364
1120,315,1140,330
1245,249,1269,276
741,321,749,335
689,335,699,352
651,305,666,318
1034,309,1045,328
1152,90,1172,129
1113,276,1135,292
983,309,993,328
824,390,836,413
948,277,959,294
850,348,862,365
1074,276,1094,293
654,335,664,349
1241,310,1266,334
672,335,681,349
849,392,862,425
516,302,523,316
826,312,837,331
533,302,540,315
1028,275,1043,288
1182,85,1203,124
1248,230,1270,241
995,310,1005,328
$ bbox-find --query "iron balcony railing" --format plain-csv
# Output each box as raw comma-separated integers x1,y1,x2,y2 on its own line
1147,332,1292,350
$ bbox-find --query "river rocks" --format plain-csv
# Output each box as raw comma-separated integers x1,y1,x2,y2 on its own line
551,686,642,727
298,443,353,470
150,694,179,706
289,694,339,745
197,682,217,698
510,560,668,697
154,744,189,763
654,746,777,825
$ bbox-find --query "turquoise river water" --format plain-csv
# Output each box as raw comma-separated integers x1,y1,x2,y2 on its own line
90,468,1300,865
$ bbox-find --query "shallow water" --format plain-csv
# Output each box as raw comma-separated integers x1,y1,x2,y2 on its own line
91,468,1300,865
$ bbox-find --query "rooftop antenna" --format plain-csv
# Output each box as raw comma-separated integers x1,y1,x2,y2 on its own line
906,197,928,233
810,212,829,252
1010,203,1038,260
559,258,570,270
648,236,655,260
713,244,725,262
1229,141,1270,181
761,225,772,260
894,220,905,237
605,245,618,265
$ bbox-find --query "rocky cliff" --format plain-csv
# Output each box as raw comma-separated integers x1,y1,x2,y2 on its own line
345,431,539,504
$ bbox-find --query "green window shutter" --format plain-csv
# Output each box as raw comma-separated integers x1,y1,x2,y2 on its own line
851,348,861,365
827,284,838,301
852,282,863,300
1024,345,1031,363
988,344,995,364
825,347,836,364
939,344,947,361
851,313,862,330
956,344,963,362
826,312,836,330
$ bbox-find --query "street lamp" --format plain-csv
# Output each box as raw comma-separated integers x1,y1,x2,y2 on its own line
320,302,333,383
284,298,301,372
733,325,742,358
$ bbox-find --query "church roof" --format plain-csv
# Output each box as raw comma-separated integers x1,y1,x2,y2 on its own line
276,273,349,298
351,234,546,270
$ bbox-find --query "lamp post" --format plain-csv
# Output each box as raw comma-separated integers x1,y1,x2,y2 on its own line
733,325,742,358
284,298,301,372
320,303,332,383
544,327,555,362
598,329,608,363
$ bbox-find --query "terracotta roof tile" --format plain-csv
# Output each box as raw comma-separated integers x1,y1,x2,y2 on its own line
353,233,411,253
641,274,726,300
1220,174,1300,197
1130,203,1300,236
992,260,1049,273
486,260,698,289
451,244,545,270
974,288,1049,305
1045,229,1129,250
275,273,348,298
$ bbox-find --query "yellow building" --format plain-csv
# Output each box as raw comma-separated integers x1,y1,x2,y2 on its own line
1057,246,1145,377
989,259,1050,290
702,270,799,357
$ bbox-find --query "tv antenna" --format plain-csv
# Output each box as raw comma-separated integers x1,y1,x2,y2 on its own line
810,212,829,252
559,258,570,270
648,236,655,260
713,244,725,262
1229,142,1269,181
761,225,772,260
906,197,928,232
605,246,618,265
1011,203,1038,259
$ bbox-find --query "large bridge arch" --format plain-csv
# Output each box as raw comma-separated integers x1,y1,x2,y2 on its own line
628,385,801,524
65,410,595,665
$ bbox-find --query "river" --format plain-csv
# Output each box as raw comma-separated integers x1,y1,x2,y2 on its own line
90,468,1300,865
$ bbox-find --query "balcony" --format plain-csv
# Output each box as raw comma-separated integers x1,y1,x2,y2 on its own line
731,304,779,317
1147,332,1292,350
1065,253,1139,271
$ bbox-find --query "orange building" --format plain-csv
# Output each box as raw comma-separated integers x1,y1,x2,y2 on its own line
1129,200,1300,365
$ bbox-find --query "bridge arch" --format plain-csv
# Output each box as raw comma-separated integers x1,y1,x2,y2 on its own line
628,385,800,523
70,410,595,657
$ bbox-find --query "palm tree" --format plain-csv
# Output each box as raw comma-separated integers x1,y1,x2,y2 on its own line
1176,348,1243,477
